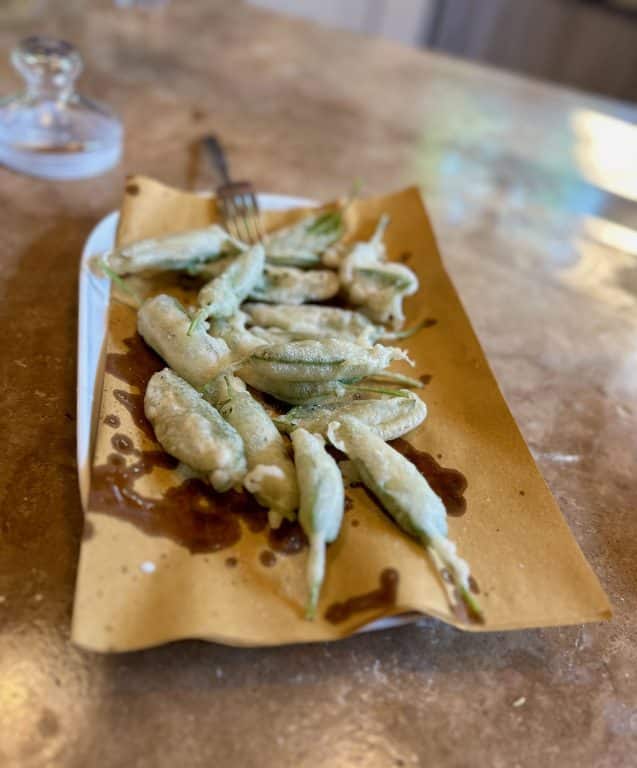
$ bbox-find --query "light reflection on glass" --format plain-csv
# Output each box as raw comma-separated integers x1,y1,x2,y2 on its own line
572,110,637,202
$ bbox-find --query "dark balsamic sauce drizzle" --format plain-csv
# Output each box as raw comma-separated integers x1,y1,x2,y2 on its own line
90,430,301,556
105,334,164,441
268,520,308,554
325,568,399,624
93,333,305,556
112,390,155,440
451,587,485,625
259,550,277,567
90,450,268,554
390,439,468,517
111,433,136,454
105,334,163,393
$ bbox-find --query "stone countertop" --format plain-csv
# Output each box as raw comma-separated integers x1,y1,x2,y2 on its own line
0,2,635,766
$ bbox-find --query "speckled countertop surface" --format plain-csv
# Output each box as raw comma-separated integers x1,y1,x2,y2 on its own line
0,2,636,766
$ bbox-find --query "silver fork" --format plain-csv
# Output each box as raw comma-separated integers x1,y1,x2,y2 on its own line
202,135,263,245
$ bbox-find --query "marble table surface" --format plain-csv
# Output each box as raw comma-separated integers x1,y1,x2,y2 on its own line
0,2,635,766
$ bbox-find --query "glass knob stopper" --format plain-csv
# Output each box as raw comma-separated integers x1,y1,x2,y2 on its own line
0,36,123,180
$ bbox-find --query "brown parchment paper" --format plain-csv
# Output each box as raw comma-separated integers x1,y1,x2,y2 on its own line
72,176,611,651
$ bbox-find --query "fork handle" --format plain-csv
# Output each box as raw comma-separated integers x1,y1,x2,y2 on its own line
202,135,231,184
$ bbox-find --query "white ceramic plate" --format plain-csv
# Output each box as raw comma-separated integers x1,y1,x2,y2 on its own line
77,193,417,634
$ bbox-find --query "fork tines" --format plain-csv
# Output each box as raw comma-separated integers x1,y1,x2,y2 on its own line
217,181,264,245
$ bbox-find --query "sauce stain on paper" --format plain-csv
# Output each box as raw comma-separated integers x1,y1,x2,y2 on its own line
259,550,277,568
112,390,155,440
90,448,259,554
106,334,164,440
105,334,163,393
92,333,306,555
268,520,308,554
451,588,485,625
111,433,136,454
325,568,399,624
391,439,468,516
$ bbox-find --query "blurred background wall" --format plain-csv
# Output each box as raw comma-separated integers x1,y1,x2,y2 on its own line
249,0,637,103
